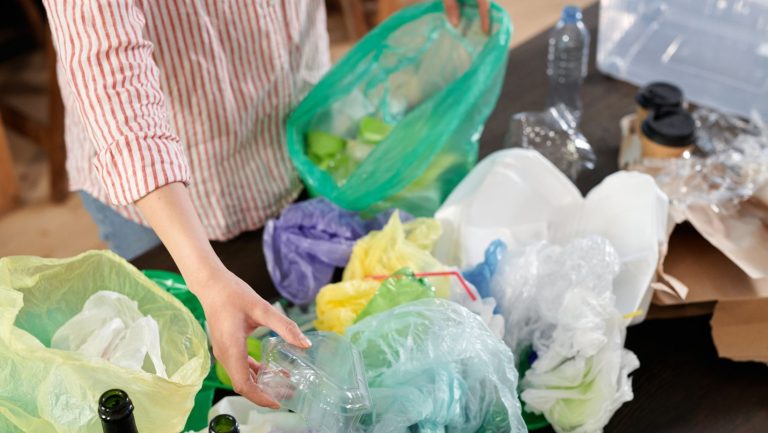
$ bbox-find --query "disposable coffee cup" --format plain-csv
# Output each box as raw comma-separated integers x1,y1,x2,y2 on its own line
635,82,683,129
640,107,695,158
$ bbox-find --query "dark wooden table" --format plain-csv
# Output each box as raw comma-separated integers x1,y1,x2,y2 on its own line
134,5,768,432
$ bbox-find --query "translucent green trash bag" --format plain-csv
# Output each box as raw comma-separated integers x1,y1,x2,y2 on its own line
346,299,527,433
354,268,435,324
286,0,513,216
0,251,210,433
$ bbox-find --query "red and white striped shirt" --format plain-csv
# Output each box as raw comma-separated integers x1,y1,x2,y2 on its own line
43,0,331,240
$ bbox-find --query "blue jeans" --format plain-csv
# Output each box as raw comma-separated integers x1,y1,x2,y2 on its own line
79,192,161,260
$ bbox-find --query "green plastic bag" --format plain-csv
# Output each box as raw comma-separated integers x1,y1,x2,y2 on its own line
287,0,512,216
354,268,435,323
0,251,210,433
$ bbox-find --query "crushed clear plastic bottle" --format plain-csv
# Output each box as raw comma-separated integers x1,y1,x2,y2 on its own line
547,5,590,123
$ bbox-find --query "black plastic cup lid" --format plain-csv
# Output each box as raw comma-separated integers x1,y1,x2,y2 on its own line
636,82,683,110
641,107,696,148
98,389,134,422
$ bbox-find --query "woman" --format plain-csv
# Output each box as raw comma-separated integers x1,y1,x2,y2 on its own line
43,0,489,408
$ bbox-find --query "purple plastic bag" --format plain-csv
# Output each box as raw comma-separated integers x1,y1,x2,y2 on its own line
263,198,401,305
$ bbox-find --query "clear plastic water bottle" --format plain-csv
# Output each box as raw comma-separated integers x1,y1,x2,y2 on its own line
547,6,590,123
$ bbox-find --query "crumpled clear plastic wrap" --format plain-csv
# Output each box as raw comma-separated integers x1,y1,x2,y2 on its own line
263,198,401,305
503,104,595,180
632,107,768,216
490,236,638,433
51,291,166,378
346,298,527,433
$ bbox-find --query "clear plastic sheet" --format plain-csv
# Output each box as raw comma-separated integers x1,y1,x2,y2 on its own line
263,198,400,305
503,104,595,180
490,236,638,433
256,332,371,433
346,299,527,433
632,108,768,216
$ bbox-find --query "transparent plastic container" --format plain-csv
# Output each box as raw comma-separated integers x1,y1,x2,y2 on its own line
255,332,371,433
597,0,768,119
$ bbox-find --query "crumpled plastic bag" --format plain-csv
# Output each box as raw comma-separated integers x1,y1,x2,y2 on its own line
287,1,512,216
462,239,507,299
51,291,167,378
314,279,381,334
354,269,435,324
343,212,446,291
0,251,209,433
263,198,401,305
490,236,639,433
346,298,527,433
196,396,309,433
435,148,669,323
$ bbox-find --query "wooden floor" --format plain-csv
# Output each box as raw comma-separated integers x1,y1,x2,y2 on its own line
0,0,594,258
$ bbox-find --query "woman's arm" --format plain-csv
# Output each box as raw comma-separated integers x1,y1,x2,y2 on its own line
137,182,310,408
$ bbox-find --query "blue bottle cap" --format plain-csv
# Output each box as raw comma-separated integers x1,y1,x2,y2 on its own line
561,5,583,24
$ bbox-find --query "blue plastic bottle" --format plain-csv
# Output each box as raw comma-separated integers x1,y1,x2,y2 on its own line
547,6,590,123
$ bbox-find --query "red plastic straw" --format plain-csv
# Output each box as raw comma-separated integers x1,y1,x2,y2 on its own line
369,270,477,301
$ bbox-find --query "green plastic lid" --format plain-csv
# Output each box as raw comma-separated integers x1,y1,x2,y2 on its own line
358,116,393,143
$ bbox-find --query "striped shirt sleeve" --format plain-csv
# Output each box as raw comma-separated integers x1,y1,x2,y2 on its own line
43,0,191,205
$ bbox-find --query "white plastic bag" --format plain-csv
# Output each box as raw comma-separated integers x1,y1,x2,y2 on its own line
491,236,639,433
434,148,669,322
52,291,167,378
197,397,309,433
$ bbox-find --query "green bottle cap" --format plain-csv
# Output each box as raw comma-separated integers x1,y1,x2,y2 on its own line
358,116,393,143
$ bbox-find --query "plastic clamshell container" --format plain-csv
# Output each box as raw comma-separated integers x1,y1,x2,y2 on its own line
256,332,371,433
597,0,768,120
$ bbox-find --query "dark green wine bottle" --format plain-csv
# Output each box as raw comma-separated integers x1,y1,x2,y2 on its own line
98,389,139,433
209,414,240,433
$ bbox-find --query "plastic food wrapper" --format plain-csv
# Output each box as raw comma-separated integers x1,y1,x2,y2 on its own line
503,104,596,181
462,239,507,299
346,298,526,433
51,290,166,378
629,108,768,279
434,149,669,323
256,332,371,433
263,198,401,305
315,279,381,334
196,396,309,433
344,212,447,292
287,1,512,216
0,251,209,433
632,107,768,217
491,236,639,433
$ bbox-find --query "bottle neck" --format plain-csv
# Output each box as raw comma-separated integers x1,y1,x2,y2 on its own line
101,415,139,433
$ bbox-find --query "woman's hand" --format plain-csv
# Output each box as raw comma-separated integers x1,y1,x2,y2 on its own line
190,268,310,409
444,0,490,34
136,182,309,408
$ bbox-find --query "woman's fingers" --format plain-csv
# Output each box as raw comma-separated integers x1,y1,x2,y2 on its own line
255,301,311,349
443,0,461,27
444,0,491,34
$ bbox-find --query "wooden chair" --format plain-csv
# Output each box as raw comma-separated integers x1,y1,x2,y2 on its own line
1,0,67,203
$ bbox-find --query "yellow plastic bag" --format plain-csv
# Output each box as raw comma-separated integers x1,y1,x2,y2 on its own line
314,279,380,334
343,211,445,281
0,251,210,433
